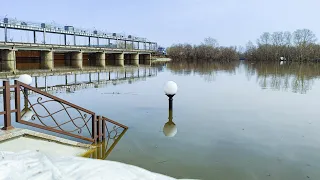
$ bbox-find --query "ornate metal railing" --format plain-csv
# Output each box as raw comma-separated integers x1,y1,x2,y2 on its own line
83,117,128,159
0,80,128,143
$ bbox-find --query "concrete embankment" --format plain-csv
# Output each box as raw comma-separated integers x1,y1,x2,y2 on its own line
152,57,172,63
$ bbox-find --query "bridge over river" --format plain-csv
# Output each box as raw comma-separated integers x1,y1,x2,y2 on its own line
0,17,158,71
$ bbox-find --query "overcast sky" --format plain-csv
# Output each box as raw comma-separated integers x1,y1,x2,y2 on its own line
1,0,319,47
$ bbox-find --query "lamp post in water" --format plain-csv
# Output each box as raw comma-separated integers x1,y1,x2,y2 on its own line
163,81,178,137
18,74,34,121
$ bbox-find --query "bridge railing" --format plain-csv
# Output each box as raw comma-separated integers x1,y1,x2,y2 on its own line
0,16,157,50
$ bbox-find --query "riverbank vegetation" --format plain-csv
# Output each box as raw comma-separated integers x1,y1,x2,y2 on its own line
243,29,320,62
166,37,238,63
167,29,320,62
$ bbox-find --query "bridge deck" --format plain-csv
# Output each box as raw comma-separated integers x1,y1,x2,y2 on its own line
0,42,155,54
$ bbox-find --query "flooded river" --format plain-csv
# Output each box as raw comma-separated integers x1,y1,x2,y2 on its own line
1,62,320,180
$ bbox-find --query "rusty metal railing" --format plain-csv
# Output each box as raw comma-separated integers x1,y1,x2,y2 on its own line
0,80,128,143
83,116,128,159
96,116,128,142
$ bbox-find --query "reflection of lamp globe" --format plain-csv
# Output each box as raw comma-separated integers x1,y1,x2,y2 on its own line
18,74,32,85
21,108,34,121
163,122,177,137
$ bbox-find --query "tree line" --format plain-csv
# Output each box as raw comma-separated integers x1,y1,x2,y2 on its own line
243,29,320,62
166,29,320,62
166,37,239,63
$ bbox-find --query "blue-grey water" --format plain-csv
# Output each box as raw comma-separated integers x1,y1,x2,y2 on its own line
2,62,320,180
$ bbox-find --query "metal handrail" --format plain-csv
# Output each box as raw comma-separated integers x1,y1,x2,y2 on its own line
0,80,128,143
15,80,97,142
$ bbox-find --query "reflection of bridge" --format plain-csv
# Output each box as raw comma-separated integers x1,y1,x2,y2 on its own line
0,17,158,71
18,67,158,94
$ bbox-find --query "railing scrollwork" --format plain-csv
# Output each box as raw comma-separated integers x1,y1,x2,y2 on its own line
1,80,129,143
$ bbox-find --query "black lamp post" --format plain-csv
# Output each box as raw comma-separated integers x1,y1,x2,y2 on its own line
167,94,174,111
164,81,178,108
163,81,178,137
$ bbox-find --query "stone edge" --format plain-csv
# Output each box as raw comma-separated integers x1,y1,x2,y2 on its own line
0,127,95,150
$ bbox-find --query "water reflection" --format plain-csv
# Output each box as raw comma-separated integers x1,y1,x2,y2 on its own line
82,127,127,159
167,62,239,82
21,88,34,121
245,62,320,94
167,61,320,94
163,108,177,137
4,62,320,179
1,67,158,96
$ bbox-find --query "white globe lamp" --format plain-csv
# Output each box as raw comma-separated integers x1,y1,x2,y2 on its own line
164,81,178,96
18,74,32,85
164,81,178,110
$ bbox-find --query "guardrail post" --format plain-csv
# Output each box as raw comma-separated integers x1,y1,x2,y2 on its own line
97,115,102,142
102,117,106,140
92,114,97,143
14,80,21,123
2,81,13,130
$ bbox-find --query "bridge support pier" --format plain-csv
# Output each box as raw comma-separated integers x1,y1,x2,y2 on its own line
96,52,105,67
40,51,54,70
64,53,71,66
115,53,124,66
145,54,151,65
1,49,16,71
71,52,83,69
132,53,139,66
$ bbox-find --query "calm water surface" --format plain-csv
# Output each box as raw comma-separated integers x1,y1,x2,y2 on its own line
6,62,320,180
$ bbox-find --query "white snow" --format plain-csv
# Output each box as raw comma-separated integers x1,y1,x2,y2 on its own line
0,150,198,180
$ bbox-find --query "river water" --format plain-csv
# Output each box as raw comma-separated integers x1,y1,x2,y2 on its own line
3,61,320,180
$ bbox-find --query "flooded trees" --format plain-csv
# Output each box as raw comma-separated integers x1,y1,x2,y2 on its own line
245,29,320,62
168,30,320,62
167,38,238,63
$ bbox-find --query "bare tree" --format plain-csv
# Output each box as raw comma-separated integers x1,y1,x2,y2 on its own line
271,32,285,46
203,37,219,47
167,41,238,63
293,29,317,46
283,31,292,46
246,41,255,51
293,29,317,61
257,32,271,45
245,29,320,62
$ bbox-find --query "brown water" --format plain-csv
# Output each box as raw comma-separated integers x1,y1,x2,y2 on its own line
3,61,320,180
